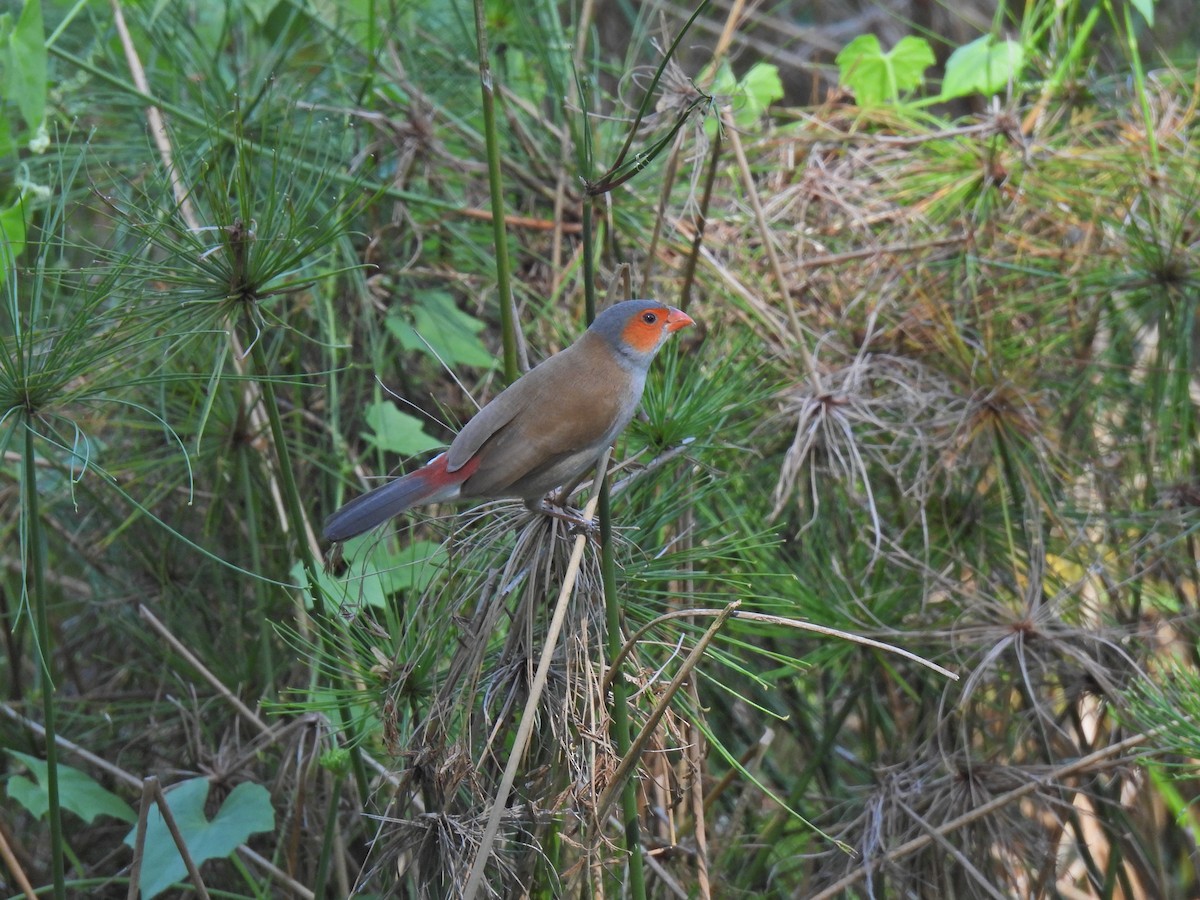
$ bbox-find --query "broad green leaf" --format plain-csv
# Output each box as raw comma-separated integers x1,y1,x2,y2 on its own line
386,291,495,369
836,34,935,107
122,777,274,900
886,36,937,86
705,61,737,138
362,400,443,456
709,59,738,98
0,196,26,273
317,536,448,604
371,538,448,595
1129,0,1154,26
707,60,782,133
0,107,14,158
292,555,388,609
6,751,136,824
7,0,46,132
941,36,1026,99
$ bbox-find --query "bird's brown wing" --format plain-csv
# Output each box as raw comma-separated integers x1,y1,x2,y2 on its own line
445,348,571,471
448,334,639,499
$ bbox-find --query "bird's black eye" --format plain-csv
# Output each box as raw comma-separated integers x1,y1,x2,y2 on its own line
641,312,658,324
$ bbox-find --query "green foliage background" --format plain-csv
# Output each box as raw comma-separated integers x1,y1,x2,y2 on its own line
2,0,1200,897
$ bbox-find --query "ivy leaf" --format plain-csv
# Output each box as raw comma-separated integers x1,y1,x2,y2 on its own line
387,291,494,369
6,751,135,825
836,34,935,107
362,400,443,456
941,36,1025,99
123,777,274,900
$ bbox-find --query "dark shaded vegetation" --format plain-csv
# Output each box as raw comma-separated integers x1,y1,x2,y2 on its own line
3,1,1200,897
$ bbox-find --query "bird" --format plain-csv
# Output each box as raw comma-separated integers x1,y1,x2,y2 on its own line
322,299,695,542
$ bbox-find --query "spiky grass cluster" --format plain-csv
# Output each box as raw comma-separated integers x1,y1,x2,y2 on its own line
688,54,1200,897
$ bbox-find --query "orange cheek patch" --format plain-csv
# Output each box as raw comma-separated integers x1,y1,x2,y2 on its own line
621,313,667,353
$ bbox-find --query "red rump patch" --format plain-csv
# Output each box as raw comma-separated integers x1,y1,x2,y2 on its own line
439,448,484,480
620,307,670,354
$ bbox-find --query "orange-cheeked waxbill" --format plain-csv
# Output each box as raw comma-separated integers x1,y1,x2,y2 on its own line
322,299,695,542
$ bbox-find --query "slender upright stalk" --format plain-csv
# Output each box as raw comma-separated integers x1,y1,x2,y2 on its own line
1121,3,1160,172
679,128,722,313
473,0,518,382
313,770,343,900
600,477,647,899
246,334,369,805
24,423,66,900
582,199,646,895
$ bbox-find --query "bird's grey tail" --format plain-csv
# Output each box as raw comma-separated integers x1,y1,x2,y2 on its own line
322,462,456,542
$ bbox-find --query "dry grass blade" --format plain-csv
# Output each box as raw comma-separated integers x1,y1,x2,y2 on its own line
608,608,958,683
461,458,609,900
595,601,741,822
0,827,36,900
138,604,273,737
720,106,806,346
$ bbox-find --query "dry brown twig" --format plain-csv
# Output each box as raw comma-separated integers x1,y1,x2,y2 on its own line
0,825,36,900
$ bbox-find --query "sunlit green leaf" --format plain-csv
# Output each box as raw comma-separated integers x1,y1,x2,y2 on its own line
733,62,783,128
709,59,737,98
706,59,781,133
941,36,1026,99
836,34,934,107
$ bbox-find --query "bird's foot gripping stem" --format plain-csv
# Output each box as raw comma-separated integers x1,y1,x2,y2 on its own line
526,498,597,535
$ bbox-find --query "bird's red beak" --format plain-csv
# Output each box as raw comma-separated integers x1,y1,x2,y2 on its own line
665,308,696,333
